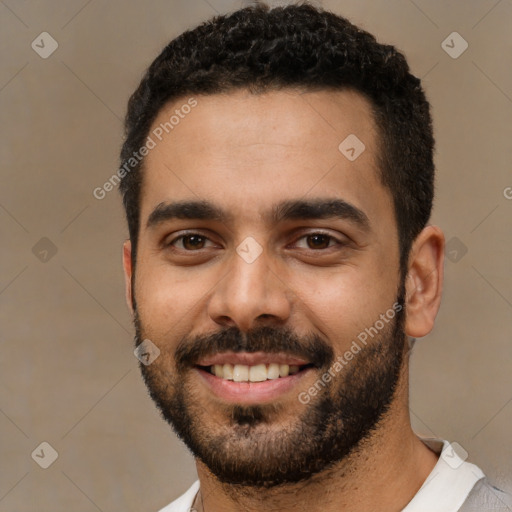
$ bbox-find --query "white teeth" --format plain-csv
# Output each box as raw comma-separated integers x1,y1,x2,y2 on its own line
249,364,267,382
267,363,280,380
233,364,249,382
209,363,305,381
223,363,234,380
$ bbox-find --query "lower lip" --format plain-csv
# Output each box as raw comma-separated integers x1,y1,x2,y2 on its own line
195,367,315,404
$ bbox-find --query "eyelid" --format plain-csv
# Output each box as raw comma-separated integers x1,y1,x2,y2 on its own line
163,230,219,249
289,229,348,248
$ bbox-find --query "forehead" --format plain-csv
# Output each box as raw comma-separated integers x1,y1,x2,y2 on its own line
139,88,392,228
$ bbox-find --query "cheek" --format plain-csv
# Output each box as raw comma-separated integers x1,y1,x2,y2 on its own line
285,262,399,346
135,256,222,341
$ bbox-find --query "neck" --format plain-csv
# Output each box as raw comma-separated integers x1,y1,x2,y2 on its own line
194,369,438,512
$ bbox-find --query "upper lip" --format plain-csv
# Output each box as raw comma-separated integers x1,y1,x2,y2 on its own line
196,351,310,367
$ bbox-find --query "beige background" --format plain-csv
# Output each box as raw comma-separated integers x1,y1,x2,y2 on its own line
1,0,511,510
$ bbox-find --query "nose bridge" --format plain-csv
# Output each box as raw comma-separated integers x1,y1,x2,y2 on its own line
208,246,291,330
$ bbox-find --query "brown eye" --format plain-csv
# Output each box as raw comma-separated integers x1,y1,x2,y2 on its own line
183,235,205,250
172,234,210,250
306,234,333,249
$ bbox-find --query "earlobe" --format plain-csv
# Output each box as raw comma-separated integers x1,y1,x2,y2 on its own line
404,225,445,338
122,240,134,315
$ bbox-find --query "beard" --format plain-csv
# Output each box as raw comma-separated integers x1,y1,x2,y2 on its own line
134,289,407,489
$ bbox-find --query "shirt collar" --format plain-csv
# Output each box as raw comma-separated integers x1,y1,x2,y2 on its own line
402,439,485,512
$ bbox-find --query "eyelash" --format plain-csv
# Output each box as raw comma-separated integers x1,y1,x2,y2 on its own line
166,231,345,251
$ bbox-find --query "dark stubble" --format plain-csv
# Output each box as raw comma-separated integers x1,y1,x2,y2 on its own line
135,290,407,488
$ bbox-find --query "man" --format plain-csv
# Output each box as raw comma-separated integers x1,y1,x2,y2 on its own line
118,3,511,511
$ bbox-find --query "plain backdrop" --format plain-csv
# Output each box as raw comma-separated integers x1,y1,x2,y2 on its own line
1,1,511,510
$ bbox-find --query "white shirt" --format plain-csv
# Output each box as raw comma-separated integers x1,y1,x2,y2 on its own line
157,439,499,512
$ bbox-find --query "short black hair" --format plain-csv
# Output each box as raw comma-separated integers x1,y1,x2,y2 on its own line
119,2,434,276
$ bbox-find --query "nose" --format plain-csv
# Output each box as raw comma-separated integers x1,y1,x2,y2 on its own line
207,247,292,332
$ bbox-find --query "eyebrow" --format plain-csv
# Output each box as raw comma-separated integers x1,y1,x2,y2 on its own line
146,198,370,232
271,199,370,231
146,200,228,229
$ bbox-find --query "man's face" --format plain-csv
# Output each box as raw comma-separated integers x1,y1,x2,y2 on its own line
129,89,406,486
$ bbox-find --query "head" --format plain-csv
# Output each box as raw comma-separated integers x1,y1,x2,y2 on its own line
120,3,444,487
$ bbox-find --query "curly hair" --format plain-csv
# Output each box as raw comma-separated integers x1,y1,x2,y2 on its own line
119,3,434,275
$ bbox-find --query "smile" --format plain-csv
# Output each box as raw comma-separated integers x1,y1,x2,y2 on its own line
200,363,314,382
194,352,316,403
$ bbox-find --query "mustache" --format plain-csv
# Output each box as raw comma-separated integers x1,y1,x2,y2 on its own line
173,325,334,372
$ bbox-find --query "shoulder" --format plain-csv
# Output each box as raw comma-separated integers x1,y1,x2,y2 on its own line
459,478,512,511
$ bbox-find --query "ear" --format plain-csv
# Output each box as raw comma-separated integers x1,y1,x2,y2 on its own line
123,239,134,315
404,225,445,338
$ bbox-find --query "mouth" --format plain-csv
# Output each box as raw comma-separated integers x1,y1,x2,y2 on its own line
194,352,317,404
197,362,315,382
